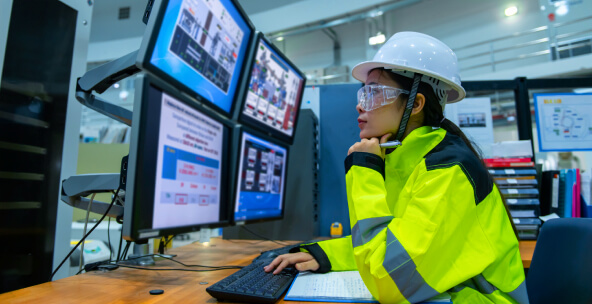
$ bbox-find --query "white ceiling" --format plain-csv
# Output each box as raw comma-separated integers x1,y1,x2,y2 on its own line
88,0,400,42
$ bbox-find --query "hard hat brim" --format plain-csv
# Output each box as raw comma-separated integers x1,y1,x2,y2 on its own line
351,61,466,104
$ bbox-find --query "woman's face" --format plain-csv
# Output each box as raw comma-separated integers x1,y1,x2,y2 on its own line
356,69,405,139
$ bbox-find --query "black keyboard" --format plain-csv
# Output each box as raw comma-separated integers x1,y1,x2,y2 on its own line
206,258,298,303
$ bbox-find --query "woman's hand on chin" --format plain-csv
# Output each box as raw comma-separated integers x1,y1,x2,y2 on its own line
348,133,392,159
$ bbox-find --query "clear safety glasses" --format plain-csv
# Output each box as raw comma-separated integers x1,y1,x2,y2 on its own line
357,85,410,112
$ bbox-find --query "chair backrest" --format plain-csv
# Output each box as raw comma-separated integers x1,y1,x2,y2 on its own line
526,218,592,304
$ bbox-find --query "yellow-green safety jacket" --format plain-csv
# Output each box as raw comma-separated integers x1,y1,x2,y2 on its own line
296,126,528,304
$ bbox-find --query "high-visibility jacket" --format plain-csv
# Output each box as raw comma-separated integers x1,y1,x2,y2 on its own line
298,126,528,304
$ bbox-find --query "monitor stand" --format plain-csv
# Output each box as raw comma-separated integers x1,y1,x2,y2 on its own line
76,50,140,126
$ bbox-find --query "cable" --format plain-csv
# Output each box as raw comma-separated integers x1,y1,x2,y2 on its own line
79,193,97,273
118,253,242,269
154,254,242,269
240,226,289,246
225,239,267,245
121,241,131,259
50,187,121,281
116,264,236,272
107,217,112,262
116,221,124,263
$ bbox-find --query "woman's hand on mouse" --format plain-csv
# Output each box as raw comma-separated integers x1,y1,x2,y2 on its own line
348,133,392,159
263,252,319,274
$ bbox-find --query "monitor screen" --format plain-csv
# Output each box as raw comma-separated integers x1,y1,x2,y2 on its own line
139,0,253,115
239,34,306,143
233,130,288,223
124,76,230,241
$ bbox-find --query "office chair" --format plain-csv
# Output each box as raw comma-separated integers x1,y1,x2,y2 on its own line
526,218,592,304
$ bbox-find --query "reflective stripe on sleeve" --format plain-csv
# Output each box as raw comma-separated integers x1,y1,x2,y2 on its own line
508,281,530,304
383,229,439,303
351,216,394,248
473,274,497,294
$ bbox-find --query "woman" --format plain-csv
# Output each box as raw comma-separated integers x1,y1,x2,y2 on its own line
264,32,527,304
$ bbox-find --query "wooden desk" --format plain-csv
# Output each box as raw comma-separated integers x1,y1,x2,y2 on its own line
519,240,536,268
0,239,536,303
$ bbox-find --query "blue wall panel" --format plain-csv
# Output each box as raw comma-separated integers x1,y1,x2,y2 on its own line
319,83,362,236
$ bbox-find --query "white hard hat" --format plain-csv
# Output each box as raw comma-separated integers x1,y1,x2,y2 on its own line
352,32,466,104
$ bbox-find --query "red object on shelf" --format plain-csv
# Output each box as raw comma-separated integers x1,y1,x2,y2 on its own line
484,157,534,168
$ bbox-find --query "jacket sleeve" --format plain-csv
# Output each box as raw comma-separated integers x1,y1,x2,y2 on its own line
290,236,358,273
344,152,496,304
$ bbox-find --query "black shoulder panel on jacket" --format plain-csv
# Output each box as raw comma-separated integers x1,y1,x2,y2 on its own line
344,152,385,180
424,132,493,205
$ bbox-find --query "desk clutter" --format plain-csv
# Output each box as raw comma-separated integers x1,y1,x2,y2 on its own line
540,169,592,219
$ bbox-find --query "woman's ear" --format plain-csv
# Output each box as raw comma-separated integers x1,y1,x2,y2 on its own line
411,93,426,115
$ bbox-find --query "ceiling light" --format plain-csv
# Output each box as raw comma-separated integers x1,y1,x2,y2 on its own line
556,4,568,16
119,90,129,100
276,36,284,42
505,6,518,17
369,32,386,46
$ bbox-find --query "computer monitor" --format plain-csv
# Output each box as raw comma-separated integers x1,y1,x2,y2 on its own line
123,75,232,242
137,0,254,116
237,33,306,144
232,128,289,224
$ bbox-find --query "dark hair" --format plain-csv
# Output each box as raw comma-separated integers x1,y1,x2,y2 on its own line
384,70,519,238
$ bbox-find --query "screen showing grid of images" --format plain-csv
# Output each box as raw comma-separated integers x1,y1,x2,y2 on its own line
242,38,305,137
234,132,287,221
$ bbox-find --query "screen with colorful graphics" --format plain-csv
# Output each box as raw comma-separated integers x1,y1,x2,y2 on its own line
152,88,225,229
239,35,305,142
234,131,288,222
146,0,252,114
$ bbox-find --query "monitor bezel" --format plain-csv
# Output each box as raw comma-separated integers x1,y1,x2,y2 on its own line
230,125,291,225
136,0,256,118
235,32,307,145
123,74,234,242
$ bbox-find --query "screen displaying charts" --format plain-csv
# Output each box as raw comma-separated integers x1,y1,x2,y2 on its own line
234,132,287,222
242,38,305,138
534,93,592,151
149,0,251,113
152,90,224,229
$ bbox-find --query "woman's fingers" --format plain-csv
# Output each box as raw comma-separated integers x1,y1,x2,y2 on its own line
295,260,319,272
264,252,316,274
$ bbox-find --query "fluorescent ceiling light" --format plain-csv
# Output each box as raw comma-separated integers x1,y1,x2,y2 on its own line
505,6,518,17
276,36,284,41
369,33,386,46
556,4,568,16
574,88,592,94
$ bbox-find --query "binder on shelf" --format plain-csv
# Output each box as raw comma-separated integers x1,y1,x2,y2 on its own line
539,170,560,216
563,169,575,218
573,169,581,218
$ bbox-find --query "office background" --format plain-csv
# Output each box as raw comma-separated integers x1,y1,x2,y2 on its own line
1,0,592,292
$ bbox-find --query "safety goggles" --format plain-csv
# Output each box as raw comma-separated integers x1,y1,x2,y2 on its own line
357,85,409,111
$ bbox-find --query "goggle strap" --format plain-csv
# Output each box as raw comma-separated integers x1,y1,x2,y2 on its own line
394,73,422,142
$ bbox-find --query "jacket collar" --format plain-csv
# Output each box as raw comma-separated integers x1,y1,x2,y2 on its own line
386,126,446,176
